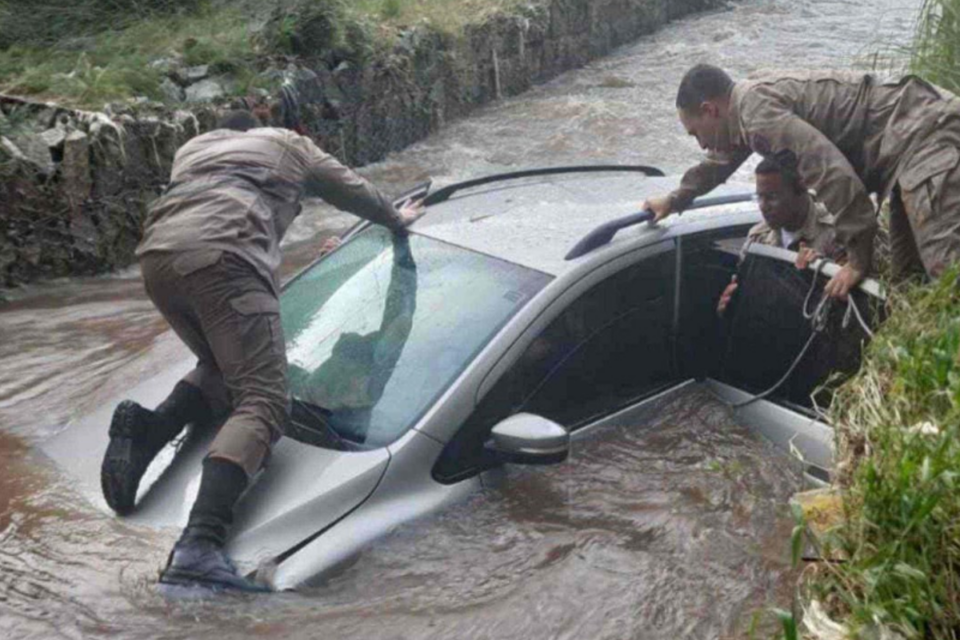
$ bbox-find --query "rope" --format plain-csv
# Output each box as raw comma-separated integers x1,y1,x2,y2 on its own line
727,260,875,410
729,295,832,409
802,260,828,321
843,294,875,339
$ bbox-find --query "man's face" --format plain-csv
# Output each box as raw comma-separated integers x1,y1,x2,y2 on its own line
756,172,806,232
678,103,731,153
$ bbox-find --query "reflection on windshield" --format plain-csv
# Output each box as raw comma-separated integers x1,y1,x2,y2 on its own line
300,235,417,440
281,226,552,447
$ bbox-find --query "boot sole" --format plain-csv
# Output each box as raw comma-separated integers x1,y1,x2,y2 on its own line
101,401,149,516
160,568,271,594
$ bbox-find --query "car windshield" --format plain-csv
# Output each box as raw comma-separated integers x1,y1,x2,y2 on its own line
281,226,552,447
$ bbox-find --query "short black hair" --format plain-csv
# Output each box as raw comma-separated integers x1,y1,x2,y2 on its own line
756,152,805,194
676,64,734,111
216,110,261,132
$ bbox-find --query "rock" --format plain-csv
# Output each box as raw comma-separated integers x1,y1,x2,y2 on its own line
1,130,54,175
33,106,60,129
149,57,181,75
174,110,200,140
61,131,92,213
176,64,210,86
160,77,185,103
88,119,125,198
40,127,67,149
288,67,325,104
185,78,226,103
192,106,219,132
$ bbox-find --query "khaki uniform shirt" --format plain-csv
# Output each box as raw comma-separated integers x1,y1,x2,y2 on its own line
137,127,403,293
741,193,843,262
669,70,960,272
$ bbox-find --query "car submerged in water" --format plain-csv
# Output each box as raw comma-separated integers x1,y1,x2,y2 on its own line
43,166,881,590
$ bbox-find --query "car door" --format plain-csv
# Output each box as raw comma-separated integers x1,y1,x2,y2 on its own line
433,242,679,483
717,243,881,410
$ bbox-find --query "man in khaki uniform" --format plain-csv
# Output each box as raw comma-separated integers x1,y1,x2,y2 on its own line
717,155,845,315
100,110,422,592
645,64,960,298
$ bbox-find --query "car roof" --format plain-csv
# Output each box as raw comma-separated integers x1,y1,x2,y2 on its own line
410,173,762,275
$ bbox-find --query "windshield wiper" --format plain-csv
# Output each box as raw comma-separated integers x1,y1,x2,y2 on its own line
289,398,368,451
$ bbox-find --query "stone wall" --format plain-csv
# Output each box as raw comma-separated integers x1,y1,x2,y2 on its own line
0,0,722,289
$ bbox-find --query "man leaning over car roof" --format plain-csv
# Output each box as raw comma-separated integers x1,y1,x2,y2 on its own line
644,64,960,300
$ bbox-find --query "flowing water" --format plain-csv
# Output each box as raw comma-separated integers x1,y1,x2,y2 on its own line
0,1,919,637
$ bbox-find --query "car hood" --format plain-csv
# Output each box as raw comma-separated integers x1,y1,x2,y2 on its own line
40,358,389,572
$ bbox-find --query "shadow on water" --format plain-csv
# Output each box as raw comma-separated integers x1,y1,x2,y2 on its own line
0,0,918,637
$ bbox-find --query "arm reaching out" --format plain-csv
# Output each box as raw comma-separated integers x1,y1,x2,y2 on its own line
295,134,409,230
645,147,752,223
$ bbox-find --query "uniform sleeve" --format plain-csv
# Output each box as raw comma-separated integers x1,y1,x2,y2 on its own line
294,136,404,230
740,95,877,272
669,147,752,211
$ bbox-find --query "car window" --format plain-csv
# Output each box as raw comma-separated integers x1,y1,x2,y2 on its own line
281,226,552,447
676,226,752,380
434,244,678,482
718,249,878,410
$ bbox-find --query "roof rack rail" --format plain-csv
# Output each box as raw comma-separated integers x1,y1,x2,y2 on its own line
564,192,756,261
423,165,665,205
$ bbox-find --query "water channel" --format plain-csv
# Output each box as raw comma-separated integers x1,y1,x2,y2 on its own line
0,1,919,637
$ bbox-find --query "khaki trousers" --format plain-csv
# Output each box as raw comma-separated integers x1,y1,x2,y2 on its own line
140,249,288,477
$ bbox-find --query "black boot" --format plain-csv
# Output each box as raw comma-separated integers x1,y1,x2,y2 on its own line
160,538,270,593
101,382,210,514
160,458,268,593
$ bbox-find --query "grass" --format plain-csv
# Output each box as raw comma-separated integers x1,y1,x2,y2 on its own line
0,0,535,110
797,268,960,638
349,0,528,32
0,4,261,108
911,0,960,94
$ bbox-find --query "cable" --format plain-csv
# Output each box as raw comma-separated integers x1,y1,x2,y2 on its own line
843,294,875,339
729,296,832,410
727,262,875,410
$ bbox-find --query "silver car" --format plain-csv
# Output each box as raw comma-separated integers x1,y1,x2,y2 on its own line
44,167,880,590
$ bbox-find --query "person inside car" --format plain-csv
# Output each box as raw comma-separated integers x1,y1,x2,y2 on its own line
717,154,845,316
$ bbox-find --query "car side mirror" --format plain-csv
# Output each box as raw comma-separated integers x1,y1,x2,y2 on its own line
485,413,569,465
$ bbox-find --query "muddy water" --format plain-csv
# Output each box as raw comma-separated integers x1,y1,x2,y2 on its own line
0,0,918,637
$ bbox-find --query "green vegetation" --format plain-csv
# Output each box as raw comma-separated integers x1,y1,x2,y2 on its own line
349,0,527,31
0,0,530,109
911,0,960,94
0,3,261,107
0,0,203,50
803,270,960,637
